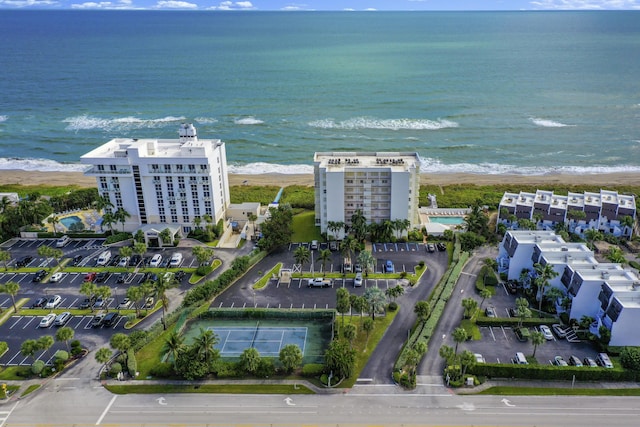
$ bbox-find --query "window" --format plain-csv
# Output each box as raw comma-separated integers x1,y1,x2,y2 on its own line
176,164,183,172
200,164,208,171
164,164,171,173
188,164,196,172
98,165,105,171
110,165,117,171
171,215,178,223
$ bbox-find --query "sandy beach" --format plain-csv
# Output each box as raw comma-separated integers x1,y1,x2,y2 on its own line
1,169,640,189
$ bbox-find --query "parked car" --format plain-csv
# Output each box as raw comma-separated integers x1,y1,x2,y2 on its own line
149,254,162,267
583,357,598,367
505,280,518,294
169,253,183,267
159,258,170,268
31,297,48,308
308,278,332,288
55,235,70,247
84,272,97,282
329,241,338,251
91,313,105,328
102,312,119,327
16,256,34,268
33,269,47,282
144,297,155,308
174,270,186,282
568,355,583,367
552,323,569,338
515,327,530,342
72,255,83,266
354,264,363,273
554,356,568,366
49,272,64,283
129,254,141,267
93,297,106,309
45,295,62,309
436,243,446,251
485,307,497,318
354,272,363,287
596,353,614,368
310,240,318,250
427,243,436,253
54,311,72,326
118,257,130,267
95,272,109,283
539,325,554,340
109,255,120,267
508,307,518,317
118,298,132,310
79,296,96,309
385,260,395,273
39,313,56,328
474,353,486,363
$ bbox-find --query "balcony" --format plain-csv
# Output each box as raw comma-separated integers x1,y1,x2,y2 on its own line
85,166,131,175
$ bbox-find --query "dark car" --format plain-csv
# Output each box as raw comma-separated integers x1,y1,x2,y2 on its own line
139,272,157,284
16,256,34,268
72,255,83,266
436,243,446,251
31,297,48,308
505,280,518,294
508,307,518,317
109,255,121,267
102,312,119,327
95,272,109,283
129,254,141,267
159,258,170,268
174,270,186,282
33,269,47,282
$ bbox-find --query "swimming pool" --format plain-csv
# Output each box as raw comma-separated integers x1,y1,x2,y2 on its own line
428,216,465,225
60,215,83,229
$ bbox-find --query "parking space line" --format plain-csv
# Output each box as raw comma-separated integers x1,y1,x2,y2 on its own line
69,316,84,329
9,317,22,329
489,326,496,341
501,326,509,339
22,317,37,329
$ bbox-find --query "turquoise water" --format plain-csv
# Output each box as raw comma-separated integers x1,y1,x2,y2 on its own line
1,11,639,175
429,216,465,225
59,215,82,228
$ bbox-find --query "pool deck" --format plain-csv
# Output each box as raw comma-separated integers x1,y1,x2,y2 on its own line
419,207,471,236
45,209,103,233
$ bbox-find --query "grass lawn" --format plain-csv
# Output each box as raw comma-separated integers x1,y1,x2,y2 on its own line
479,386,640,396
253,263,282,290
135,324,179,379
0,366,31,381
106,383,314,395
460,319,482,340
292,211,322,243
20,384,41,397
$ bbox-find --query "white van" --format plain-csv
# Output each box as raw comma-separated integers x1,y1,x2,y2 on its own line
513,352,528,365
55,235,70,248
96,250,111,266
169,252,183,267
596,352,614,368
149,254,162,268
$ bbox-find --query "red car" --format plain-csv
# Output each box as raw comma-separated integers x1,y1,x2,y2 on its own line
84,272,97,282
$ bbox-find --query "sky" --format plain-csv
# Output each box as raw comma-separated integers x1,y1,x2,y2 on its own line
1,0,640,11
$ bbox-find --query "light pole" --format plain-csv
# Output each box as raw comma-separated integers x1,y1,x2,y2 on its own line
114,287,119,309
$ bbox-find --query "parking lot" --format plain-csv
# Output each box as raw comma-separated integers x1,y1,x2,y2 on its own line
460,282,603,366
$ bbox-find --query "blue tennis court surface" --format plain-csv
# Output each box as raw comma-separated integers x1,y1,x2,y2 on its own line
210,325,308,356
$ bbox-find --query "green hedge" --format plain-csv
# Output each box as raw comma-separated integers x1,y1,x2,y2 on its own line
0,341,8,357
126,349,137,377
301,363,325,377
201,308,334,321
469,363,637,382
475,317,559,327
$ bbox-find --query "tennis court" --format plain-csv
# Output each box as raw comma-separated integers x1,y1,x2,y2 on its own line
210,324,308,357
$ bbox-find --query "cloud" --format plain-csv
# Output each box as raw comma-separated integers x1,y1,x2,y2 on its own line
209,1,254,9
71,0,135,9
154,0,198,8
281,3,314,10
0,0,57,7
530,0,640,9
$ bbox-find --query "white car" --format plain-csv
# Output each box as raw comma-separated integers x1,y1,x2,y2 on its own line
49,272,64,283
45,295,62,309
354,272,363,287
39,313,56,328
474,353,486,363
118,257,130,267
552,323,568,338
540,325,554,340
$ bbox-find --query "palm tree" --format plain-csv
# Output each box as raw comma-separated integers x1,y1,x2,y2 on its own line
114,208,131,232
317,249,332,276
126,285,144,318
584,229,602,249
452,327,469,356
460,350,476,377
93,195,114,214
362,317,374,349
414,300,431,336
247,213,258,234
293,245,311,271
363,286,386,320
479,288,492,309
340,235,358,268
47,215,61,234
163,331,184,373
37,335,54,358
0,250,10,272
350,209,367,242
101,211,116,235
21,339,40,364
3,281,20,313
193,328,219,365
357,250,375,277
159,228,173,247
534,262,559,315
461,298,478,319
530,331,545,357
620,215,635,237
154,272,176,329
55,326,75,352
193,216,202,230
240,347,261,375
80,281,98,313
439,344,455,366
606,247,626,264
0,195,12,213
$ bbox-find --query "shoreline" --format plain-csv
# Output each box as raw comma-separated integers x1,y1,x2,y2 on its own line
1,170,640,189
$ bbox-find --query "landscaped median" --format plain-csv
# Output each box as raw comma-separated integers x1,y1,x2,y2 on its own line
104,381,316,395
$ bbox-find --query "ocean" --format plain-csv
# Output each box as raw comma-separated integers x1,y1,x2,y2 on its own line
0,10,639,175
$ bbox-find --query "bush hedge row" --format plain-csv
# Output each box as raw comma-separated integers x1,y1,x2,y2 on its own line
475,317,558,327
200,308,335,321
469,363,638,382
0,341,8,357
126,349,137,377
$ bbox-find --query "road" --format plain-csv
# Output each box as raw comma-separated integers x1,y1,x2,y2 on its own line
5,378,640,427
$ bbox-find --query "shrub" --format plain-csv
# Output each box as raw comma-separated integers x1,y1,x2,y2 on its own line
31,360,45,375
214,361,242,378
0,341,8,356
126,349,137,377
54,350,69,362
110,362,123,376
149,362,174,378
620,347,640,371
388,301,398,311
629,260,640,271
255,358,275,378
301,363,324,377
196,265,213,276
105,232,132,244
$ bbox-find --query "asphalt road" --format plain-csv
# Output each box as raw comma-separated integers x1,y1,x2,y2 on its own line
5,379,640,427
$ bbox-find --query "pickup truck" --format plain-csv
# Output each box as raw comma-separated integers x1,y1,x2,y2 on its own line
307,278,333,288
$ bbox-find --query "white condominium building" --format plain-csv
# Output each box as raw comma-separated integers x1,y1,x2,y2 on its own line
314,152,421,239
81,124,230,235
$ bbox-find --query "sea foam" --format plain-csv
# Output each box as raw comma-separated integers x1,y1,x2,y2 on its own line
0,158,88,172
63,115,187,132
529,117,575,128
234,117,265,125
0,115,7,123
308,117,459,131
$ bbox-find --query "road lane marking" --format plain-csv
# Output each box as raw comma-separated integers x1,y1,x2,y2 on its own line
96,395,117,425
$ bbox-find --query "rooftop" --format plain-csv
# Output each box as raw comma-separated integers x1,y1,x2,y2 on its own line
314,152,421,172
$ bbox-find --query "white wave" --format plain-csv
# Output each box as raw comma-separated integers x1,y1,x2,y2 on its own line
234,117,264,125
63,115,187,132
227,162,313,175
0,115,7,123
194,117,218,124
529,117,575,128
308,117,459,131
0,158,88,172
